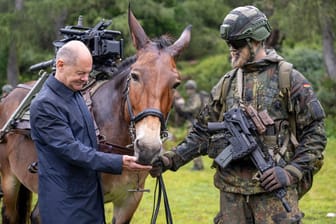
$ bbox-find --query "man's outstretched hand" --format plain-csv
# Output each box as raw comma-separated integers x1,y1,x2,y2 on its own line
122,155,152,172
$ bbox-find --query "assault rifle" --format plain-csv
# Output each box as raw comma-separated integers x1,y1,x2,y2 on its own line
207,106,291,212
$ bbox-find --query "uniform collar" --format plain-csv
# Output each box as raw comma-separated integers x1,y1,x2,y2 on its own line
242,49,283,73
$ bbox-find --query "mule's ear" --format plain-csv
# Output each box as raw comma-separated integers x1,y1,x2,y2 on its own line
128,4,150,50
168,25,192,57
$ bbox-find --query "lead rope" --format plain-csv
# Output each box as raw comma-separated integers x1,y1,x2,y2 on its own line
151,175,173,224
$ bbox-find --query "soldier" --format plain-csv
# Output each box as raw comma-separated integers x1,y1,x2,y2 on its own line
1,84,13,100
174,80,202,124
150,5,327,223
174,80,204,170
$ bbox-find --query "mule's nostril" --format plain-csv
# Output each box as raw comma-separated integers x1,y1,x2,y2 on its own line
135,139,142,149
135,139,139,147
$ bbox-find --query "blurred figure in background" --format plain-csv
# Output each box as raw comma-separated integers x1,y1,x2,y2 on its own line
1,84,13,100
174,80,205,171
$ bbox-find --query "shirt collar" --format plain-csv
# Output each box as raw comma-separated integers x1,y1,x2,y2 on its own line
46,74,77,101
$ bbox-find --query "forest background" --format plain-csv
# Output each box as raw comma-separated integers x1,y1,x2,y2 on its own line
1,0,336,119
0,0,335,222
1,0,336,114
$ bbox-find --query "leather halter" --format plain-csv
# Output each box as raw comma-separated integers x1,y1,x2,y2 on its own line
124,75,169,144
82,73,169,155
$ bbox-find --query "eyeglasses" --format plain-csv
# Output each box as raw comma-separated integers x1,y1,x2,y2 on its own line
226,39,247,50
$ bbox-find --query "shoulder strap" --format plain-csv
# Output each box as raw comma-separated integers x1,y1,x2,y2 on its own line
219,69,237,120
218,63,295,133
278,61,298,146
278,61,293,109
278,61,293,107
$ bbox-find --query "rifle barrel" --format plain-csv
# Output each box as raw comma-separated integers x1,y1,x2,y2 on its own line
29,59,54,72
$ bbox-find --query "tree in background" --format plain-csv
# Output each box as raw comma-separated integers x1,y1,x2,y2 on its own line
261,0,336,80
0,0,335,88
318,0,336,80
261,0,336,116
1,0,23,86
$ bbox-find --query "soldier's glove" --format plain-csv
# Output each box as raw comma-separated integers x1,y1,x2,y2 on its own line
260,166,295,192
149,151,174,177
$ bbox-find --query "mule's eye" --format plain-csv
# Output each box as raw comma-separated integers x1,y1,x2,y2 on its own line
131,72,140,82
172,82,180,89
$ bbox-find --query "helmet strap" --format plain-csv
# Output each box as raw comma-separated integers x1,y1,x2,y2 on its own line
246,39,265,63
246,38,255,62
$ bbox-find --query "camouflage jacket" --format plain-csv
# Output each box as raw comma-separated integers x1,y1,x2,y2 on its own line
169,50,327,195
175,92,202,120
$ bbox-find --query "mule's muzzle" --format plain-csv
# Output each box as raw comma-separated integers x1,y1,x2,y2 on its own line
136,149,162,166
136,154,157,166
136,158,151,166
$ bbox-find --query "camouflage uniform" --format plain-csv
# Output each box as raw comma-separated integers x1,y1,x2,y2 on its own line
175,91,202,123
167,49,326,223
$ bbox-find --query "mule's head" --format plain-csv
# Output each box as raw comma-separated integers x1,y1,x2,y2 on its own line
126,8,191,165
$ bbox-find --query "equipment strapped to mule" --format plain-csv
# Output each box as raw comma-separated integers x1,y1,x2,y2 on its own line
0,71,49,142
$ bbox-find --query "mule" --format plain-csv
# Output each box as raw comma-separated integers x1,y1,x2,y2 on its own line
0,8,191,224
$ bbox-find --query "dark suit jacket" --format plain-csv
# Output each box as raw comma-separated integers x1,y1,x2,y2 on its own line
30,75,123,224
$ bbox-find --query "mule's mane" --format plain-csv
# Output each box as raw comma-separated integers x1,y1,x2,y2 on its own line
111,35,174,76
109,56,136,77
153,35,175,50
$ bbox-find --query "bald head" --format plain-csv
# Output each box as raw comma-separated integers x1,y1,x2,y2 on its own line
56,40,92,65
54,40,93,91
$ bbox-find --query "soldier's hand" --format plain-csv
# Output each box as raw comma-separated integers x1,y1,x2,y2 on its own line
260,166,294,191
149,153,173,177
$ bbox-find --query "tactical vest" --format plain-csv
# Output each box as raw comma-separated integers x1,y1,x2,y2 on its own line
218,61,295,142
211,61,312,198
219,61,292,118
210,61,294,156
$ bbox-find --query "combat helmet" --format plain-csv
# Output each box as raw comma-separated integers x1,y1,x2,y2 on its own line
185,80,197,89
220,5,271,42
2,84,13,94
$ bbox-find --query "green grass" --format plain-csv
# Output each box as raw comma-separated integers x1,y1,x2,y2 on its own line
298,138,336,224
1,134,334,223
105,157,218,223
105,136,336,224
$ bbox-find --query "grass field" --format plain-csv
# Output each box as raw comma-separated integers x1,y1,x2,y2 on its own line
1,136,334,223
105,136,336,224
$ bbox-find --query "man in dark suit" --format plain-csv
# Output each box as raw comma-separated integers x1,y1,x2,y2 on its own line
30,40,151,224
